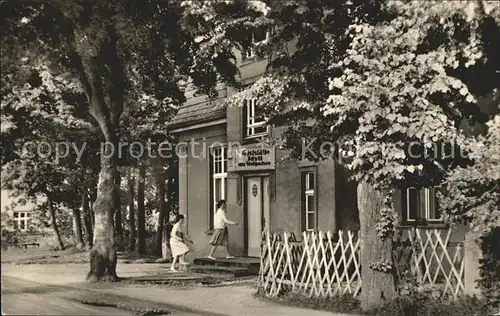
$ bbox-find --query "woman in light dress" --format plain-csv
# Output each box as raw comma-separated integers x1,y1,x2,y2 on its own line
169,214,193,272
207,199,238,260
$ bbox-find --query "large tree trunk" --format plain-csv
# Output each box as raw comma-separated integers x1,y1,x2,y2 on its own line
82,193,93,248
85,95,120,282
155,164,167,256
137,163,146,255
114,173,123,250
87,165,119,282
77,29,124,282
358,180,396,311
72,207,84,249
46,196,65,251
127,169,136,252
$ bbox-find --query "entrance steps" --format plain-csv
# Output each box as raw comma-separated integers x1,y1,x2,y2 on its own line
190,257,260,277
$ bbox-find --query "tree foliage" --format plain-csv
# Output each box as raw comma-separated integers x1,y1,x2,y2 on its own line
217,0,499,308
440,114,500,309
224,0,499,231
230,0,499,184
1,0,259,279
441,114,500,234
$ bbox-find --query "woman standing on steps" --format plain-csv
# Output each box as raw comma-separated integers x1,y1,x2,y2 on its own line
169,214,192,272
207,199,238,260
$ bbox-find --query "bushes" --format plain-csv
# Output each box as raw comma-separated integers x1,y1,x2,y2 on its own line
1,229,23,249
0,228,78,251
478,227,500,310
36,234,75,250
367,294,490,316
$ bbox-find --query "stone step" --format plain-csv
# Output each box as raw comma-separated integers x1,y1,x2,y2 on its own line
193,257,259,267
189,265,252,277
192,257,260,276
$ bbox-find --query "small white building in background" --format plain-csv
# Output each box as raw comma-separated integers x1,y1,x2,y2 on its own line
1,190,37,232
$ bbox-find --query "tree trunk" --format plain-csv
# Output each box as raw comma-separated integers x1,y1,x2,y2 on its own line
82,193,93,248
72,207,84,249
87,165,119,282
137,163,146,255
358,180,396,311
90,200,95,230
162,224,169,259
155,165,167,256
79,38,123,282
127,169,136,252
46,196,65,251
165,158,178,259
114,172,123,250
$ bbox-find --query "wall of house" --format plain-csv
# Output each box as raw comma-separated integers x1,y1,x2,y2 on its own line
176,123,227,258
171,40,353,257
271,157,338,237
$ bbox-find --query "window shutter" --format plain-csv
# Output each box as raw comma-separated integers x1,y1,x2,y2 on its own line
405,188,422,221
419,188,426,220
428,187,441,220
434,187,441,219
300,171,306,232
400,189,407,224
242,100,248,138
209,152,214,229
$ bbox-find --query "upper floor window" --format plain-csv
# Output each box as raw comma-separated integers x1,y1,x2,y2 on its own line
243,29,269,60
13,211,31,231
210,146,227,229
243,98,268,139
301,171,317,232
402,186,443,224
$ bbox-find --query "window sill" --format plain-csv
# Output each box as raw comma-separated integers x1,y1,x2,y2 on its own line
241,135,269,145
240,55,267,67
397,222,449,229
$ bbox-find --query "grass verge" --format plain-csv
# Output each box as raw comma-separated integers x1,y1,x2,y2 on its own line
255,289,362,315
2,247,167,265
255,289,493,316
127,275,249,287
78,299,172,315
2,247,89,265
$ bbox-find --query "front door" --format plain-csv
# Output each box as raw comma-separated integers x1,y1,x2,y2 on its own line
246,176,270,257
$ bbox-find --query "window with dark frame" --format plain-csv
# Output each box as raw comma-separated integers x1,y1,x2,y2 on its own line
242,98,268,138
12,211,30,231
301,171,317,232
243,29,269,60
209,146,227,230
401,186,443,224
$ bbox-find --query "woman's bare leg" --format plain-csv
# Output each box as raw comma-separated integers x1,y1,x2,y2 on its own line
225,246,234,259
170,255,178,271
208,245,217,259
180,253,188,264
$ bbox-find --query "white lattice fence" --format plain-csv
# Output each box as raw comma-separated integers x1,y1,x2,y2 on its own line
407,228,465,298
259,228,465,300
258,230,361,298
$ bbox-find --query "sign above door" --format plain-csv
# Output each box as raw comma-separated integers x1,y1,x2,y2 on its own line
228,145,276,172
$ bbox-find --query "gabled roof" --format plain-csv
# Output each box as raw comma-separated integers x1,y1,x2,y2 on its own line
167,100,226,131
167,85,229,131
